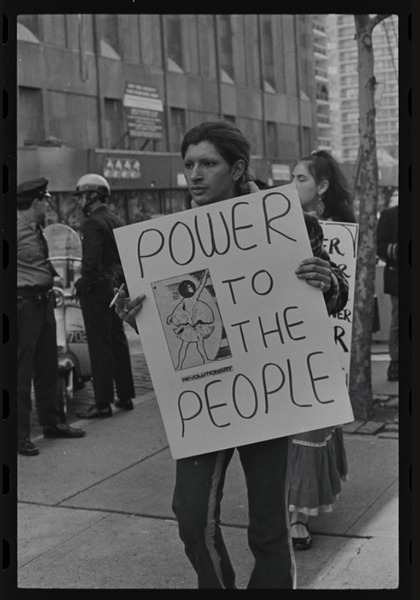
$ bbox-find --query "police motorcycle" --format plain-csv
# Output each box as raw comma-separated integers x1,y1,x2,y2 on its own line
43,223,91,420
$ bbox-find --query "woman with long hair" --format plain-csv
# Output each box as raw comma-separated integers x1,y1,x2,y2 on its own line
289,149,356,550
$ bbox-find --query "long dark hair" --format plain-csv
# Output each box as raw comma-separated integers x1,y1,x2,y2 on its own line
181,121,253,195
299,150,356,223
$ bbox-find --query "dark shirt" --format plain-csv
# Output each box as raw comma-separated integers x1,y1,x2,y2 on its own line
377,205,398,265
17,213,54,289
79,204,125,294
377,205,398,296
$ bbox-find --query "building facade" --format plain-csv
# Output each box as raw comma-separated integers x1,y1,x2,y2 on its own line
17,14,319,230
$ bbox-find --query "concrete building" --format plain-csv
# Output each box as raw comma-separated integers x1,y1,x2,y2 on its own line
17,13,319,230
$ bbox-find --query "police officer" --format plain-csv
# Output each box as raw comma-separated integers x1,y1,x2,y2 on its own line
17,178,85,456
73,174,135,419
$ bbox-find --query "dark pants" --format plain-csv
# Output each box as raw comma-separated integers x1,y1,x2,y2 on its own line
17,294,61,440
79,291,135,408
172,437,295,589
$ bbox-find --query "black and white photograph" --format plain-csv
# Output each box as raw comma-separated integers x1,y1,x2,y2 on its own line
2,3,412,596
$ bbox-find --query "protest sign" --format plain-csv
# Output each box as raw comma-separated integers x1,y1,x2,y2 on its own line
320,221,359,386
114,184,354,459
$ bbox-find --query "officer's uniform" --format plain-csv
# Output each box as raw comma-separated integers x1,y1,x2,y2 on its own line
76,203,135,413
17,178,85,455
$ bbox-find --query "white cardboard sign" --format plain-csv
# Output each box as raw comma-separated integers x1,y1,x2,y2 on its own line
114,184,354,458
320,221,359,386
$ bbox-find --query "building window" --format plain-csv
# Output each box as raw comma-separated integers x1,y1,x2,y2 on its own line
104,98,124,148
243,15,260,89
340,50,357,61
340,87,357,99
18,87,44,146
317,83,329,101
223,115,236,124
266,121,278,157
318,137,331,148
341,98,358,107
342,123,357,134
97,15,121,59
260,17,275,92
339,25,356,37
198,15,216,78
104,98,122,121
17,15,40,42
170,108,186,152
218,15,234,83
314,44,327,56
43,15,68,46
302,126,312,156
166,15,184,72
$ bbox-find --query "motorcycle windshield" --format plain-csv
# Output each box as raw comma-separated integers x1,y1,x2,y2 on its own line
43,223,82,260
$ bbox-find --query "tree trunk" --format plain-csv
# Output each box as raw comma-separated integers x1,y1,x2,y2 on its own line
349,15,389,420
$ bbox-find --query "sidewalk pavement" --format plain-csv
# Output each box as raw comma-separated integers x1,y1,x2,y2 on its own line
15,332,401,590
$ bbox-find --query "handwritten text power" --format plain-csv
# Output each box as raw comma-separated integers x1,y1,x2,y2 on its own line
136,193,296,278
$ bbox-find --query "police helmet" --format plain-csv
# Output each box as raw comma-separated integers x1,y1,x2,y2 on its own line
74,174,110,199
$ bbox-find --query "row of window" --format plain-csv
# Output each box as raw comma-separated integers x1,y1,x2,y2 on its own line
19,85,312,160
341,130,399,145
315,68,328,79
338,50,358,62
18,14,312,96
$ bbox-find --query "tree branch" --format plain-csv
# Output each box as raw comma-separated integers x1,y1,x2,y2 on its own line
370,14,392,29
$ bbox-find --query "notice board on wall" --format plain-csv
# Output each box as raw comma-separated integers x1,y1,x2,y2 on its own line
115,184,354,459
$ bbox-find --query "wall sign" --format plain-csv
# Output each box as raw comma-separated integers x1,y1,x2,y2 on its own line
123,82,163,139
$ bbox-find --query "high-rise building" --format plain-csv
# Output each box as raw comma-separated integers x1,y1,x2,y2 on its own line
311,15,331,151
326,14,398,165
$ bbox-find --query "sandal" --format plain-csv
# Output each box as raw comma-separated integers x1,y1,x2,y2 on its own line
291,521,312,551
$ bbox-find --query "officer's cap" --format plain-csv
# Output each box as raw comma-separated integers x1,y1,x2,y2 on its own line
17,177,49,199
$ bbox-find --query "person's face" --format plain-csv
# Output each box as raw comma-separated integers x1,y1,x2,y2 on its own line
389,190,398,207
33,192,50,224
183,141,240,206
77,192,88,209
292,161,326,211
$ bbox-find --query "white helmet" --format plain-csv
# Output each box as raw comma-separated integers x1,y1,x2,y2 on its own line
74,173,110,199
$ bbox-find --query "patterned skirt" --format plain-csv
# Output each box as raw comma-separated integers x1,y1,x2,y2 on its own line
288,426,348,516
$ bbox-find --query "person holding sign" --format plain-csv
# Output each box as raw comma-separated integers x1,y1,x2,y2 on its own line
115,123,349,589
289,150,356,550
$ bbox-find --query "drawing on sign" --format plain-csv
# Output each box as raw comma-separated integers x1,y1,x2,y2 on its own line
152,269,232,371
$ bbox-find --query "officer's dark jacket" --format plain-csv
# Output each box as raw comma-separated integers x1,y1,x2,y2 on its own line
79,204,125,295
377,205,398,296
